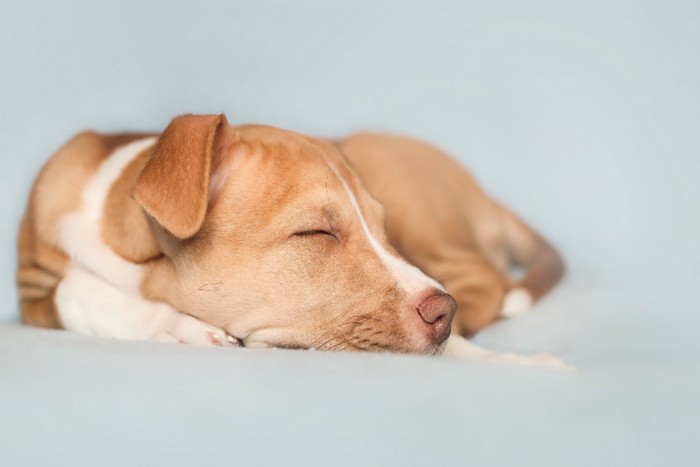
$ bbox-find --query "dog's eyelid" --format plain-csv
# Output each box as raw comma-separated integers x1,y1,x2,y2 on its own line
292,229,339,241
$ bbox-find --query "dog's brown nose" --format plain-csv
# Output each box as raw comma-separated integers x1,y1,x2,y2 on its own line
416,292,457,342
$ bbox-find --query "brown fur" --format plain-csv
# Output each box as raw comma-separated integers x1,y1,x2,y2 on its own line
17,115,563,350
17,132,155,327
102,149,161,263
135,123,434,352
133,114,227,240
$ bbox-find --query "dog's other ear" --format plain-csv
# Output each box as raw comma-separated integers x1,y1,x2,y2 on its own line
133,113,230,240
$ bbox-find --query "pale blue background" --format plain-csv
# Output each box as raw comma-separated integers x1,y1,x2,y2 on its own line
1,0,699,465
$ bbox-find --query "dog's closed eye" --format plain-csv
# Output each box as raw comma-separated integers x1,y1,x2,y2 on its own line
293,229,339,242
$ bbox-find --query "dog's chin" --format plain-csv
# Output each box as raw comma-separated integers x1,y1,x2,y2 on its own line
431,338,450,356
397,325,453,356
402,339,449,356
240,338,445,355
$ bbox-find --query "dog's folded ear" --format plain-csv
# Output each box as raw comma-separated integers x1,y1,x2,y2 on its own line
133,113,229,240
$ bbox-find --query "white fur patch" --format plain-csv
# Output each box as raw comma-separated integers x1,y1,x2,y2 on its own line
56,267,236,346
56,266,173,339
60,137,156,294
500,287,533,318
324,159,444,295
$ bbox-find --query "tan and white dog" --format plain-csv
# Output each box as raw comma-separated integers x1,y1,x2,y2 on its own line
17,114,565,365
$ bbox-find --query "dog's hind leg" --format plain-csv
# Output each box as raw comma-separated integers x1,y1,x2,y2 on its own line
497,203,565,315
431,250,510,337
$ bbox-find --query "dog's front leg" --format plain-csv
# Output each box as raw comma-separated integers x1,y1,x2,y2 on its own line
54,266,238,347
442,335,572,370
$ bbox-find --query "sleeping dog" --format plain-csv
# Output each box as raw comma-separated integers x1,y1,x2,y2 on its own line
17,114,565,365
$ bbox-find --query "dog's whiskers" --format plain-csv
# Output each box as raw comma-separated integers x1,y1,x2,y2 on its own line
307,323,353,349
315,335,344,351
305,313,390,352
328,337,352,351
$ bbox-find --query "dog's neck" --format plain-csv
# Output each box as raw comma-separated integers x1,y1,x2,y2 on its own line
101,144,162,265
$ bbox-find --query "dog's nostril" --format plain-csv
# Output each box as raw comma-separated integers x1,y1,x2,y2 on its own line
416,293,457,339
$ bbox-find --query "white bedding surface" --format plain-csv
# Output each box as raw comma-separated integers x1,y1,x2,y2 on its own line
2,0,699,465
2,271,698,467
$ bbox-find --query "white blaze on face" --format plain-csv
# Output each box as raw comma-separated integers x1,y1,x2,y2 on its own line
324,159,445,295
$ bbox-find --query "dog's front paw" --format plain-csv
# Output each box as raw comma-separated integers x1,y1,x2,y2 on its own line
526,353,575,370
154,314,240,347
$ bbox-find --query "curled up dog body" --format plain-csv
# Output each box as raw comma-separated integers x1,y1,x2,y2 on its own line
16,114,567,367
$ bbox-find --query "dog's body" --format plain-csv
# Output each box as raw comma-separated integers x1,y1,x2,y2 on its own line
17,115,564,363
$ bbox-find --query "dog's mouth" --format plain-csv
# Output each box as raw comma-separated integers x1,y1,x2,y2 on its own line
234,334,309,351
265,342,310,351
233,332,448,356
226,310,453,355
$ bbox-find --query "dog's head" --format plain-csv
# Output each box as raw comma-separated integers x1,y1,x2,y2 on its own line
134,114,455,354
